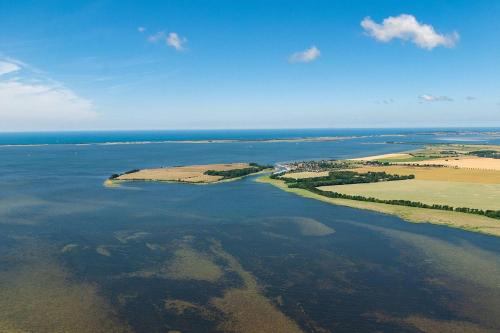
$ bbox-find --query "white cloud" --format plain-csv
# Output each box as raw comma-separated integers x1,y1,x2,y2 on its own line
147,31,165,43
137,26,146,33
361,14,459,50
166,32,187,51
0,58,97,130
146,31,187,51
0,61,21,76
288,46,321,63
419,94,453,102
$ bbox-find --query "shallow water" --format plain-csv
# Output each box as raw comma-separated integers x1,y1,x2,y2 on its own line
1,131,499,332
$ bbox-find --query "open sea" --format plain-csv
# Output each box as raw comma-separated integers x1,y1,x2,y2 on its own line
0,128,499,332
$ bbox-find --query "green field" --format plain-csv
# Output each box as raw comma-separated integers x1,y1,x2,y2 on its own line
376,155,439,163
319,179,500,211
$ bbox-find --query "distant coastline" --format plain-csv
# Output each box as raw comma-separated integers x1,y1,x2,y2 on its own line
0,135,364,147
1,128,499,146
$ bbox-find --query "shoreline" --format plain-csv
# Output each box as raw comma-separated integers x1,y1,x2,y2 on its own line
0,136,360,148
256,175,500,237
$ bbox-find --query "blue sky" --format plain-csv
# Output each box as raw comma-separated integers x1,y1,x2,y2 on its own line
0,0,499,131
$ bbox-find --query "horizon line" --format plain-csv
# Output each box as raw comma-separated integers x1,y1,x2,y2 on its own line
1,126,500,134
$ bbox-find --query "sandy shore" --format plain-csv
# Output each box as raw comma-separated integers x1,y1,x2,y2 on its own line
99,136,358,145
351,153,412,161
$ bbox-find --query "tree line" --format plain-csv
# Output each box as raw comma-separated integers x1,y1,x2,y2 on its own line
205,163,273,179
273,170,414,189
469,150,500,159
109,169,140,180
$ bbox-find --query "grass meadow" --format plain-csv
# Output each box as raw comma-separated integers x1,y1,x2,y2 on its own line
319,179,500,211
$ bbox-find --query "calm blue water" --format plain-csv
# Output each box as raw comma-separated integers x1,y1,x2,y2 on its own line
0,129,499,333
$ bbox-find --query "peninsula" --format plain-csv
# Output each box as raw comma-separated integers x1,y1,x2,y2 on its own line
258,144,500,236
106,162,272,185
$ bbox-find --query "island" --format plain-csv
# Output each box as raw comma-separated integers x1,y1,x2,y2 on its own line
258,144,500,236
106,162,272,186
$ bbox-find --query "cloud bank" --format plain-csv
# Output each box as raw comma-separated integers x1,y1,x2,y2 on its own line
361,14,459,50
0,59,97,130
0,61,21,76
419,94,453,102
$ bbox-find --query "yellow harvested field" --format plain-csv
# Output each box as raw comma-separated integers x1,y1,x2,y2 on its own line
352,165,500,184
319,179,500,211
351,153,412,161
284,171,329,179
116,163,250,183
408,157,500,171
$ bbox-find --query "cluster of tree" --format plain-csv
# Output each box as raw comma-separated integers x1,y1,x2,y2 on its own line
455,207,500,219
276,170,414,189
205,163,272,179
401,163,447,168
439,150,460,155
300,160,355,170
310,188,500,220
468,150,500,159
109,169,140,180
365,161,391,166
249,162,273,168
283,160,357,173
